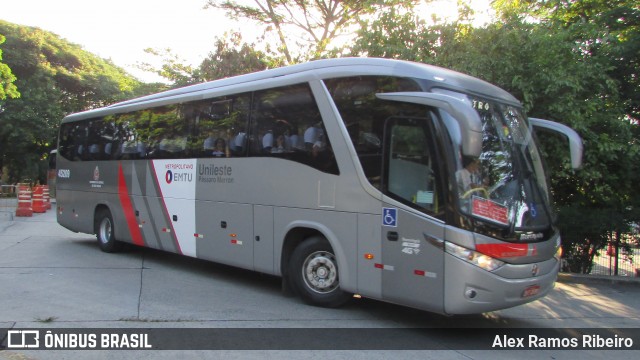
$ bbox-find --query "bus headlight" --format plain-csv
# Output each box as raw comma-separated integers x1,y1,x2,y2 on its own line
554,236,562,262
554,245,562,262
445,242,505,272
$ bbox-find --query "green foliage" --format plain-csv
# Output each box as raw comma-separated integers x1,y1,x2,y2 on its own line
205,0,415,64
0,34,20,101
495,0,640,122
138,48,197,88
0,20,141,183
139,32,273,85
348,5,438,60
195,32,272,81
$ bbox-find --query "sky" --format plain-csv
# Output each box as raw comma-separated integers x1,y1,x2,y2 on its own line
2,0,233,82
1,0,494,83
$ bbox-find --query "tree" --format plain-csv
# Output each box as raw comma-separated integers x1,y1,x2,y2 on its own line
0,20,141,183
138,32,272,85
495,0,639,123
0,34,19,101
138,48,197,88
205,0,412,63
196,32,272,81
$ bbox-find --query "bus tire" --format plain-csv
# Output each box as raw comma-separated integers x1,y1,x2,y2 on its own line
289,236,351,308
96,209,123,253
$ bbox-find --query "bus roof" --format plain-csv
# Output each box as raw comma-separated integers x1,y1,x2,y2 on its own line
61,57,519,123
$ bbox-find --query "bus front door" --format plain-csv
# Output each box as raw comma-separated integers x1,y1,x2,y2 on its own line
379,116,445,312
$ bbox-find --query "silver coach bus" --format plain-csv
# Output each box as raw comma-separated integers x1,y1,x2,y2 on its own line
56,58,582,314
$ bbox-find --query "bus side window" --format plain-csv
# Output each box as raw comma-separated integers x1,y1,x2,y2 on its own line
58,123,77,161
249,83,339,175
74,123,89,161
102,121,117,159
110,112,145,160
86,120,105,161
142,105,187,159
189,94,250,158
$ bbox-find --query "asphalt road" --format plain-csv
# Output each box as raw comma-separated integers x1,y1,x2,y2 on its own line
1,205,639,359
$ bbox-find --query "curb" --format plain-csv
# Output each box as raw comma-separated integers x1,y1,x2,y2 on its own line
558,272,640,286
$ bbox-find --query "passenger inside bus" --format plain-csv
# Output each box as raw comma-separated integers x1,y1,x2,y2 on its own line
203,131,217,152
232,132,246,154
211,138,228,157
262,130,274,153
271,134,287,153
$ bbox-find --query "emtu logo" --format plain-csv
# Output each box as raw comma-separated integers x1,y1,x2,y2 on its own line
165,169,192,184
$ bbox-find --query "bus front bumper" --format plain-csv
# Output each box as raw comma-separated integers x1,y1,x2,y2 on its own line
443,252,559,315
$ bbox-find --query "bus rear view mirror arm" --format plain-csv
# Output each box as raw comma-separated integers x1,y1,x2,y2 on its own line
376,92,483,158
529,118,583,169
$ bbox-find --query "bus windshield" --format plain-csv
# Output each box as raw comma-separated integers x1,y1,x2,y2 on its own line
452,97,553,235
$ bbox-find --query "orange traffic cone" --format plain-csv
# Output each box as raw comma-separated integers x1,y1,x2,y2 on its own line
15,184,33,217
32,185,47,213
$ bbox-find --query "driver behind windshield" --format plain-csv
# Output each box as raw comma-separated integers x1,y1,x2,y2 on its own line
456,157,488,196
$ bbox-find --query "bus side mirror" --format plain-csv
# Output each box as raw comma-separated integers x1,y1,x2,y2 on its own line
529,118,583,169
376,92,482,157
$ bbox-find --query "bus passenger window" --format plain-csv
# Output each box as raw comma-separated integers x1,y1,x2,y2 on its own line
249,83,339,175
73,123,88,161
144,105,188,159
188,94,250,158
58,123,79,161
86,120,107,161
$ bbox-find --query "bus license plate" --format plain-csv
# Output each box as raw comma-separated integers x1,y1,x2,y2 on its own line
522,285,541,298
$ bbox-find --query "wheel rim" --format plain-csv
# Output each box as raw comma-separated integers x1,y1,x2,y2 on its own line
302,250,339,294
99,217,112,244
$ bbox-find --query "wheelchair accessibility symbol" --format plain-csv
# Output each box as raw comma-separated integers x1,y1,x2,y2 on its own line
383,208,398,227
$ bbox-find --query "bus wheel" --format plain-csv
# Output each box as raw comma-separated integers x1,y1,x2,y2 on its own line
96,210,123,253
289,236,351,307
